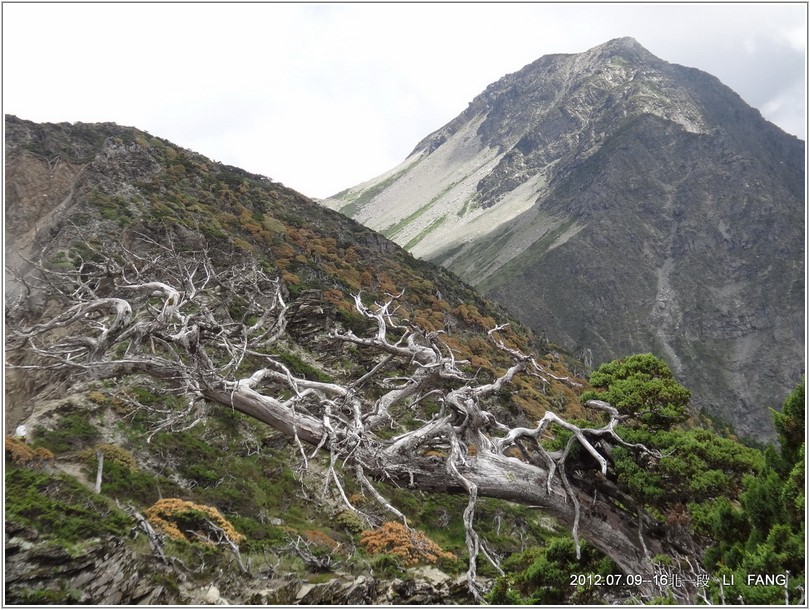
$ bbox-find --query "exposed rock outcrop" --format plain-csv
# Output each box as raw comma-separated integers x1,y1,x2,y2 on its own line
5,524,474,605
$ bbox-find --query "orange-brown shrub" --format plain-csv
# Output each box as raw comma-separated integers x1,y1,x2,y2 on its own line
79,443,138,471
6,436,36,464
145,498,244,545
359,521,455,566
348,492,368,506
303,529,341,551
282,271,301,286
5,437,54,464
34,447,55,461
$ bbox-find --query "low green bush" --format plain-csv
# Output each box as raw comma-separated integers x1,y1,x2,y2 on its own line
6,466,131,544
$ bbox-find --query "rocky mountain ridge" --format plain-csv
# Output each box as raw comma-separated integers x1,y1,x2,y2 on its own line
323,37,805,439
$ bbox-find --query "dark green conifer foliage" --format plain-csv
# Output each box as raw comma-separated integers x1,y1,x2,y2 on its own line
690,379,805,604
773,378,804,469
582,353,690,430
581,357,805,603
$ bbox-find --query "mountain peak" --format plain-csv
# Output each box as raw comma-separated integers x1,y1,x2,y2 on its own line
408,36,683,159
585,36,659,63
596,36,644,51
324,39,805,441
606,35,640,45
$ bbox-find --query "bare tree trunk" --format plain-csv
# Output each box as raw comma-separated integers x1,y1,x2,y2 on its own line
374,448,662,590
94,449,104,494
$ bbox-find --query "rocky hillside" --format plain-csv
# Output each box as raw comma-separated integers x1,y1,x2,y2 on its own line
5,115,593,604
5,114,587,423
322,37,805,440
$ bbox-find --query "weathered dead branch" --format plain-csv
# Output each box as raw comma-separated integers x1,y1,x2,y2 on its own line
5,235,699,601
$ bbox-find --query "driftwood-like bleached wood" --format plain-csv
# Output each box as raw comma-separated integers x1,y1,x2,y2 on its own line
6,234,699,602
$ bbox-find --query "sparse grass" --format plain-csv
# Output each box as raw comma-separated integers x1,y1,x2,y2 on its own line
271,348,334,383
404,214,448,250
382,178,465,241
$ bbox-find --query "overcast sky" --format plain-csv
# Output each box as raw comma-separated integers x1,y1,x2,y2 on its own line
3,3,806,199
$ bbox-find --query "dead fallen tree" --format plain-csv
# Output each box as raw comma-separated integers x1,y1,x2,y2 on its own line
6,233,700,602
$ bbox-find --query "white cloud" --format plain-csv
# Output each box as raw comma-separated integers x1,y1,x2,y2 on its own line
778,24,808,53
761,80,808,139
3,3,805,198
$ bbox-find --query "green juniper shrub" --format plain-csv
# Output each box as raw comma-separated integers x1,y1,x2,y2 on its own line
582,353,690,431
6,466,131,544
579,357,805,604
33,414,100,454
487,537,620,605
14,584,82,605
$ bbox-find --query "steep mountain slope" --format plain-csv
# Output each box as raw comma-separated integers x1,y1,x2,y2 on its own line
323,37,805,439
5,113,599,460
5,115,588,425
3,115,596,603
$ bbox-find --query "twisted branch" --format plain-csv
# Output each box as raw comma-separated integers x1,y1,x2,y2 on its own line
6,235,695,602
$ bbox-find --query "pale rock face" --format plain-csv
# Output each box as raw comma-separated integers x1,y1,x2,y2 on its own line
324,37,805,440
